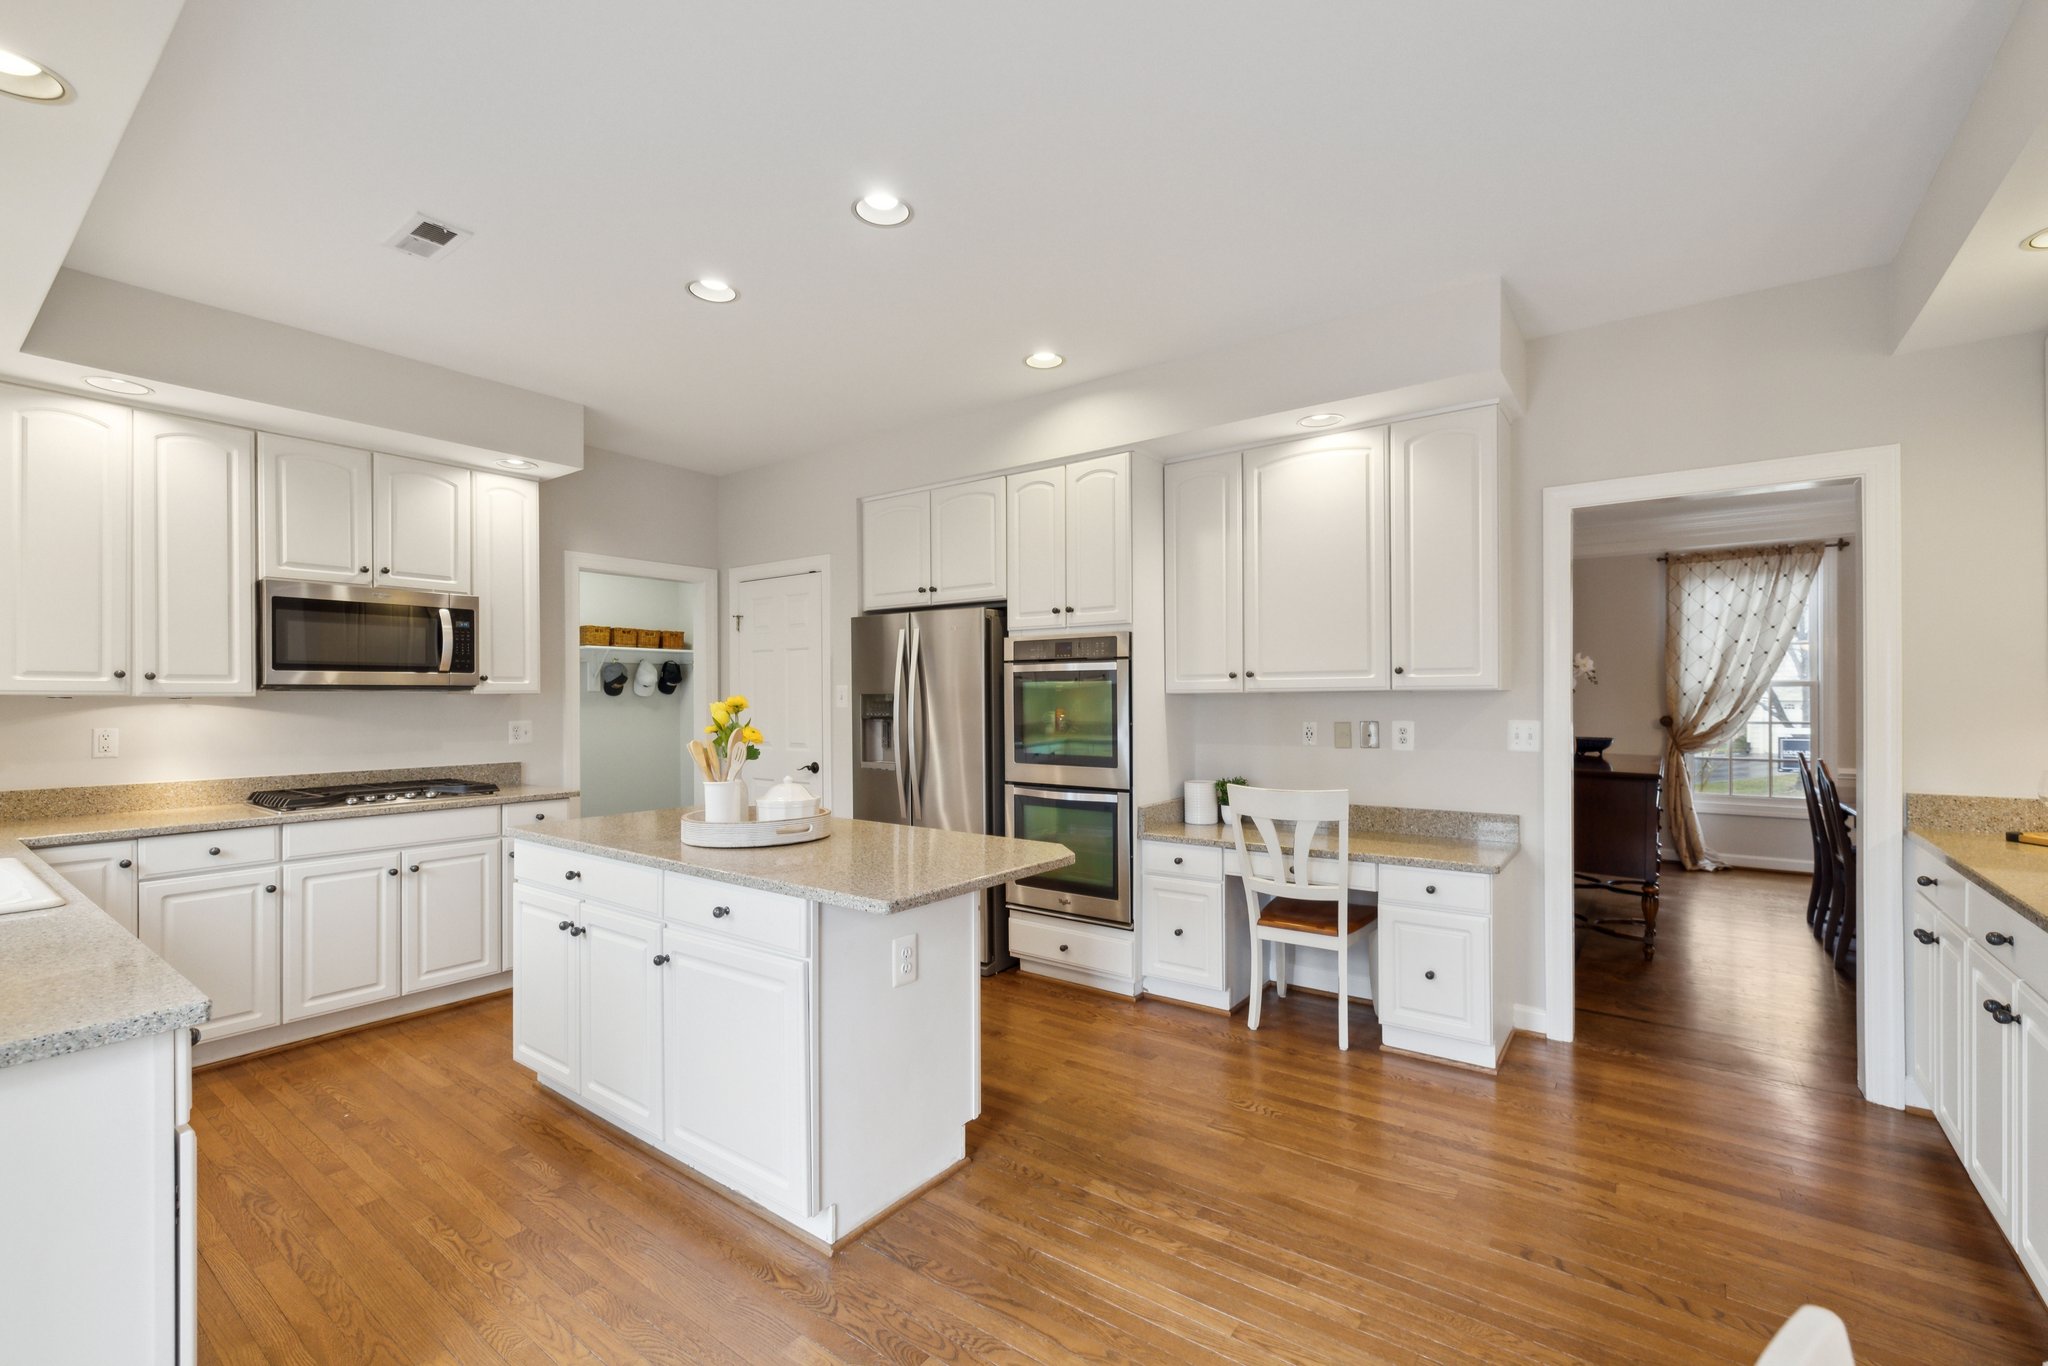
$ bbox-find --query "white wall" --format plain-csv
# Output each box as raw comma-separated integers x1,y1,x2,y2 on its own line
575,573,696,818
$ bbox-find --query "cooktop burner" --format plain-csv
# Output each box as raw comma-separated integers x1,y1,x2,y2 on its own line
247,780,500,813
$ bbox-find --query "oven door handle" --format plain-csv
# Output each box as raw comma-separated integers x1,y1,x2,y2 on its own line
906,623,924,823
436,607,455,673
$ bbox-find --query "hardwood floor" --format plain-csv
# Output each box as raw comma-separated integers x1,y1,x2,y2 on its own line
196,896,2048,1364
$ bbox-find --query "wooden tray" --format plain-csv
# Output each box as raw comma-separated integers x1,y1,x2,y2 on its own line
679,806,831,848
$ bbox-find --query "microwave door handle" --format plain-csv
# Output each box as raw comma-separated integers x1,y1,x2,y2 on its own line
906,624,924,823
436,607,454,673
892,627,909,817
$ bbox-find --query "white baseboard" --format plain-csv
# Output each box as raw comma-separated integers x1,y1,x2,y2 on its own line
194,972,510,1066
1711,853,1813,874
1016,958,1139,999
1512,1003,1548,1036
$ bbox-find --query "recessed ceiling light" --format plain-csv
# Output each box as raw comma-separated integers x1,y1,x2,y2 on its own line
1023,351,1065,370
853,191,912,227
688,278,738,303
0,48,68,103
2024,229,2048,252
496,457,538,471
83,376,152,396
1298,412,1345,428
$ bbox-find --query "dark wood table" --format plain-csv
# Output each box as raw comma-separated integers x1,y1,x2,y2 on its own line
1574,753,1663,958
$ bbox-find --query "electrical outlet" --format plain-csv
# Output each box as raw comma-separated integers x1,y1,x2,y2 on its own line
1362,720,1380,749
1300,720,1318,747
1508,719,1540,752
1391,720,1415,751
1333,721,1353,749
508,720,533,744
91,727,118,758
891,933,918,987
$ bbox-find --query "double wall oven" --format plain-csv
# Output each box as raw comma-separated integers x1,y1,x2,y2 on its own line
1004,632,1133,928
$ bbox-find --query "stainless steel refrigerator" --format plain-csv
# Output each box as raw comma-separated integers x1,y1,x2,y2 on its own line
851,605,1013,973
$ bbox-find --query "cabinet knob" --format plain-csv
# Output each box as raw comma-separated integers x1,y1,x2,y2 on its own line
388,867,398,876
143,671,157,681
380,567,391,575
1987,931,2014,946
114,669,126,679
534,813,544,820
480,675,489,683
569,924,585,936
929,585,938,594
558,920,572,931
653,953,670,966
1985,998,2019,1026
265,884,277,894
1425,970,1436,980
1064,606,1074,613
359,565,370,574
1058,943,1069,952
564,869,581,880
1173,856,1183,865
118,858,132,869
1916,875,1937,887
1245,671,1255,679
1913,927,1938,945
1173,928,1184,937
1425,884,1437,895
208,847,222,856
711,906,731,918
408,863,421,873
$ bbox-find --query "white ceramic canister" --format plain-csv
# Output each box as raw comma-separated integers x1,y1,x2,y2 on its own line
1183,778,1220,826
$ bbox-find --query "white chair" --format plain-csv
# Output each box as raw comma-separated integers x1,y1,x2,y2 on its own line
1754,1306,1854,1365
1226,784,1376,1050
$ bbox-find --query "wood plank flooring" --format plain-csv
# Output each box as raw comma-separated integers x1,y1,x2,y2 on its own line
196,872,2048,1363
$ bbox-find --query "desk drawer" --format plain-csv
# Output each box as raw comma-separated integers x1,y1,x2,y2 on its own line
662,872,810,957
1010,912,1134,979
1380,865,1491,913
139,826,280,878
1910,840,1967,925
514,840,660,914
1225,849,1377,893
1143,841,1222,881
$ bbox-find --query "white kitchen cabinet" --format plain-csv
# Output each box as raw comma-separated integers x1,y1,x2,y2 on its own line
133,411,255,696
140,866,282,1042
471,473,540,692
0,384,133,694
1934,908,1969,1148
282,851,402,1022
1163,451,1244,692
930,476,1007,603
1005,467,1066,631
373,452,471,592
39,840,139,936
1140,874,1226,987
1376,901,1490,1046
511,884,582,1091
1965,940,2020,1234
1389,407,1504,690
2014,978,2048,1296
258,434,373,584
1910,899,1941,1109
1063,453,1132,628
404,837,502,993
580,902,666,1140
661,925,815,1216
1242,429,1389,690
860,489,932,610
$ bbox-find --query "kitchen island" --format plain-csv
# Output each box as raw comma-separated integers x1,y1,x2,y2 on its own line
508,810,1072,1250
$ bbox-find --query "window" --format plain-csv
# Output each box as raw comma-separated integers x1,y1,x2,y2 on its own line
1686,563,1821,802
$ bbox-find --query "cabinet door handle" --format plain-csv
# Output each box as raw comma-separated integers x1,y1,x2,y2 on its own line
799,762,821,774
533,813,544,821
711,906,731,918
1058,943,1070,952
1425,970,1436,980
1913,927,1938,945
385,867,397,876
359,565,370,574
408,864,421,873
1173,856,1184,865
1425,885,1438,895
1394,666,1405,676
569,924,586,936
113,669,126,679
1916,874,1937,887
265,884,277,894
564,870,581,880
118,858,132,869
1985,998,2019,1025
1228,671,1238,679
1244,670,1255,679
558,920,572,931
143,671,157,681
380,567,391,575
1987,931,2014,946
208,847,222,856
653,953,670,966
1173,928,1184,937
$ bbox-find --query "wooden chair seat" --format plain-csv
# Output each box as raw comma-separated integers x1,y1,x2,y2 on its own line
1257,896,1378,936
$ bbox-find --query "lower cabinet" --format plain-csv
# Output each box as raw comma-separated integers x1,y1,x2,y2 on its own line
1965,940,2021,1234
1141,874,1226,987
2015,979,2048,1292
38,839,139,936
283,852,401,1021
579,904,664,1140
1376,902,1491,1047
405,837,501,993
140,866,283,1042
1933,909,1969,1146
511,884,582,1090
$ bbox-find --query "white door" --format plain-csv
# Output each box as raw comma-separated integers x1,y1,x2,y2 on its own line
1390,407,1501,690
1243,429,1390,691
731,571,826,802
1934,912,1968,1148
283,851,402,1021
403,838,502,993
1141,876,1224,987
511,884,582,1090
1006,467,1066,632
0,384,132,693
860,490,931,610
373,453,471,591
662,927,814,1216
471,473,540,692
140,867,282,1041
1964,940,2019,1234
257,434,372,583
37,841,138,936
579,903,665,1140
930,477,1007,603
2014,979,2048,1298
1063,452,1132,628
1164,451,1244,692
133,411,255,696
1909,903,1940,1107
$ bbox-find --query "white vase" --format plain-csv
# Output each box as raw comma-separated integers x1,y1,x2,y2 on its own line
1183,779,1220,826
702,779,748,824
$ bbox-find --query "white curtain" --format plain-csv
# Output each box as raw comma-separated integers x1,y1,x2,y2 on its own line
1662,543,1825,870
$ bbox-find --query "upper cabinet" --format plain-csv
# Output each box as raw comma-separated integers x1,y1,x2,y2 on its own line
1164,405,1506,693
133,412,255,696
258,435,373,583
374,453,471,592
472,473,540,692
860,476,1008,611
1007,452,1131,633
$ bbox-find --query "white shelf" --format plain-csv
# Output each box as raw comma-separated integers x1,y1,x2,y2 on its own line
580,644,693,656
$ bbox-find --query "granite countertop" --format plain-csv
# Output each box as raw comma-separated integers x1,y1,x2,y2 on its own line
514,810,1075,914
1,783,580,849
1909,827,2048,933
1141,800,1519,875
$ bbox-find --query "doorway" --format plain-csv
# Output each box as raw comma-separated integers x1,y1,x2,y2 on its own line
562,553,719,818
723,557,831,807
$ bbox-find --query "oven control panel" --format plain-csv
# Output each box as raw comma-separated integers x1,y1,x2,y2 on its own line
1006,631,1129,663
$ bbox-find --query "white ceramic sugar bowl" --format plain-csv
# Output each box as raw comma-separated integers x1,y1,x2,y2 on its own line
755,775,821,821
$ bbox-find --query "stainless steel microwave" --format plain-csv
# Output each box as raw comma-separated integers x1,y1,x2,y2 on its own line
259,579,480,689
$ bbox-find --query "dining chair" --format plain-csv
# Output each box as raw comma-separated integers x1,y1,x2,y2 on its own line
1796,754,1833,939
1225,784,1376,1050
1753,1305,1855,1365
1815,759,1857,977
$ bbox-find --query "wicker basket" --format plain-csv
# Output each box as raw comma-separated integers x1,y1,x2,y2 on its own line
661,630,686,650
578,625,610,646
638,628,665,647
607,627,637,646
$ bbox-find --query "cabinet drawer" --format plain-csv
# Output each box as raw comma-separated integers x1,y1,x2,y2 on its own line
1141,874,1224,987
1143,841,1221,880
1009,913,1135,978
139,825,280,878
501,799,574,834
1377,903,1491,1043
1910,841,1967,925
1380,864,1491,913
282,805,499,860
1223,848,1378,892
514,840,660,915
1965,886,2048,991
662,872,811,957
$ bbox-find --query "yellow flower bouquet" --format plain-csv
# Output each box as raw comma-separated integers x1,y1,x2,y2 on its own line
695,694,764,784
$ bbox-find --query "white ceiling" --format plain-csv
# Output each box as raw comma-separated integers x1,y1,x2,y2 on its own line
59,0,2019,473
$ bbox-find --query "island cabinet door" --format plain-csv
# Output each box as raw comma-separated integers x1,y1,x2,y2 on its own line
511,885,581,1091
2015,979,2048,1300
661,926,816,1218
1964,940,2020,1236
579,903,665,1141
1934,912,1969,1149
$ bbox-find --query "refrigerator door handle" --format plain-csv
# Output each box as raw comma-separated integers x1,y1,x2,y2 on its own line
906,623,924,823
892,626,909,814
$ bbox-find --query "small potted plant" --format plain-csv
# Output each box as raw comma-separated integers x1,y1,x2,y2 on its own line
1215,776,1248,825
695,694,763,823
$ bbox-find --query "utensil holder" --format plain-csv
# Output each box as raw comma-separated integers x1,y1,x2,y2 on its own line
701,780,747,824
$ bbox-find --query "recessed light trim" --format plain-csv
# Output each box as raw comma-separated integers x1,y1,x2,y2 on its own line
2025,229,2048,252
495,457,538,471
1298,412,1345,428
1023,351,1065,370
688,278,738,303
84,376,153,396
0,48,68,103
853,192,912,227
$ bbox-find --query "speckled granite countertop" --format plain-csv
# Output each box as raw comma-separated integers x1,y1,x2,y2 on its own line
1141,800,1519,875
0,783,579,849
514,810,1074,914
1909,828,2048,933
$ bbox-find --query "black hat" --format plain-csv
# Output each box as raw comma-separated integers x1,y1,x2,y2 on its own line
657,660,683,695
600,661,628,696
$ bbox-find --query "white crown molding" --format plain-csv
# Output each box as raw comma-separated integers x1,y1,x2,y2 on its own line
1573,498,1858,560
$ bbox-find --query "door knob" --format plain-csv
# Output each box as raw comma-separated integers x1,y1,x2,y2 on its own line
380,567,391,575
208,847,222,856
265,884,277,894
1058,943,1070,953
1425,970,1436,980
569,924,586,937
799,762,820,774
564,869,581,880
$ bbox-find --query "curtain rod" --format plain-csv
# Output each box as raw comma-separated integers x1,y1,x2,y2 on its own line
1655,538,1849,563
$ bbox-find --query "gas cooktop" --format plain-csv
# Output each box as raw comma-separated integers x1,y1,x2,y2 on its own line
247,780,500,813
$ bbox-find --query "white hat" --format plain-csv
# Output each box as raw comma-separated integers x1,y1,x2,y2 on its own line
633,659,658,697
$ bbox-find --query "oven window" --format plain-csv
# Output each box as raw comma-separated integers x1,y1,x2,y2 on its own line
1012,670,1120,770
270,598,440,672
1013,792,1122,899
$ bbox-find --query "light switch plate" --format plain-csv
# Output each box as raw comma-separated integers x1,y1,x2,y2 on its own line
1333,721,1353,749
1391,720,1415,751
836,684,849,708
1508,719,1540,752
1300,720,1318,746
1362,720,1380,749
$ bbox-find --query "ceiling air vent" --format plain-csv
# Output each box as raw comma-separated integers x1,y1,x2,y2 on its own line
385,213,471,260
